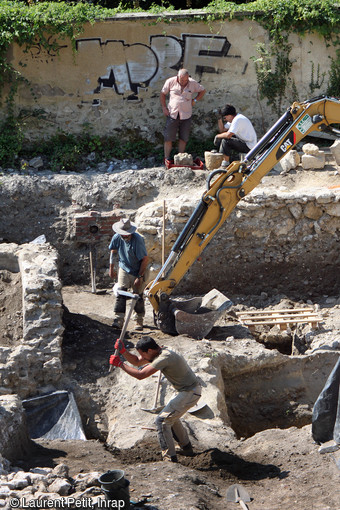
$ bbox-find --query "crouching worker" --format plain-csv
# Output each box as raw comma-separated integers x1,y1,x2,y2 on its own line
110,336,201,463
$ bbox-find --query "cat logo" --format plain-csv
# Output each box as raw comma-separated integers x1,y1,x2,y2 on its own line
280,139,293,152
276,131,296,160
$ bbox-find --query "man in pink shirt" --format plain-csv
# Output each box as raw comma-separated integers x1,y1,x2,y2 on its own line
160,69,205,164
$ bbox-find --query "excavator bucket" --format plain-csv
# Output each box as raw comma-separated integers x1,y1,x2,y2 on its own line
171,289,232,339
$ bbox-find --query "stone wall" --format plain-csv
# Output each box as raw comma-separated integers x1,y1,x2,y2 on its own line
0,168,338,297
7,12,336,141
135,184,340,296
0,243,64,398
0,395,30,462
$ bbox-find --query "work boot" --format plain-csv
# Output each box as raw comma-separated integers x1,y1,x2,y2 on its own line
163,455,178,463
112,318,123,330
135,315,144,331
176,442,194,457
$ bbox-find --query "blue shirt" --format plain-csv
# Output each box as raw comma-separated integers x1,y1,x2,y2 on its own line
109,233,147,276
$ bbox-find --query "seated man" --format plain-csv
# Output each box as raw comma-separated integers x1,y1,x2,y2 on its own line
214,104,257,166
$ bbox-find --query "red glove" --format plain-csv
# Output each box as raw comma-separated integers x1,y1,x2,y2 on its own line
114,338,126,354
109,355,124,368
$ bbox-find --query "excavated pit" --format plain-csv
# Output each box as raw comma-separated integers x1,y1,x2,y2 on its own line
0,250,339,445
0,161,340,510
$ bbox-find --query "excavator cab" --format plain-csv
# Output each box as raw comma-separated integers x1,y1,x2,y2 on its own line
145,96,340,338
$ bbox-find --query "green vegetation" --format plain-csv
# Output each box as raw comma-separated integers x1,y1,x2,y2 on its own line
0,0,339,168
21,129,161,171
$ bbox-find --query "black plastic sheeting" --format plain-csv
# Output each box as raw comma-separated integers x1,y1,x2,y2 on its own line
312,356,340,444
22,391,86,440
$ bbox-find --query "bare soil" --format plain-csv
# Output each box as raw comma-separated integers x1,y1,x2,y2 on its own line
0,270,23,347
5,285,338,510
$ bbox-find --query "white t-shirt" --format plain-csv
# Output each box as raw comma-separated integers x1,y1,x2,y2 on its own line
225,113,257,149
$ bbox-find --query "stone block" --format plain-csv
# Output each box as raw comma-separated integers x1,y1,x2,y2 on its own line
324,202,340,217
330,139,340,165
204,151,223,170
174,153,193,166
302,143,320,155
304,203,323,220
280,150,301,172
301,153,325,169
0,395,30,462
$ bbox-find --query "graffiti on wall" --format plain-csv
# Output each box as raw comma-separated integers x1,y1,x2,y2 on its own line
76,34,241,100
28,37,68,60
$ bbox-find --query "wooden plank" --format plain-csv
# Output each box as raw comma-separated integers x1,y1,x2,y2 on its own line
240,314,320,322
236,308,314,316
237,308,322,332
242,318,321,325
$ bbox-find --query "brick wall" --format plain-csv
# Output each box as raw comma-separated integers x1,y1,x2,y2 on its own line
74,210,121,243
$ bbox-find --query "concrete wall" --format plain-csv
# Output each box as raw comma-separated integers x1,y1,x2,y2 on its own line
7,12,336,141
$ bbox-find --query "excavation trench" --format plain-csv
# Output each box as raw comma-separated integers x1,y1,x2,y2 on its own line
221,354,334,439
0,248,337,444
0,220,339,452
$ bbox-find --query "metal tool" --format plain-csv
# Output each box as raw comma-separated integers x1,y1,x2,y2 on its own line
141,384,207,414
141,371,163,412
187,400,208,413
109,289,139,372
226,484,251,510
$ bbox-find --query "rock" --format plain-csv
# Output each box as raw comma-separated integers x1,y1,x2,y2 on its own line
173,153,193,166
28,157,44,169
30,467,53,475
302,143,320,155
280,150,301,172
301,153,325,169
303,203,323,220
73,472,101,490
318,440,340,454
52,464,69,478
204,151,223,170
48,478,72,496
330,139,340,166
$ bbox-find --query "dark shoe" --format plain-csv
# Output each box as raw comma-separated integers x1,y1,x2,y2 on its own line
163,454,178,463
112,318,123,329
176,442,194,457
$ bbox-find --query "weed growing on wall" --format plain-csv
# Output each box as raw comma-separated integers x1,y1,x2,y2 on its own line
205,0,340,113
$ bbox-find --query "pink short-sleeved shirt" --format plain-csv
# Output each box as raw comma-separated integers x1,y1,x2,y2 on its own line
161,76,205,120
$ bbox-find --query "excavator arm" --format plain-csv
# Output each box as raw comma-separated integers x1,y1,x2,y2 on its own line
145,96,340,334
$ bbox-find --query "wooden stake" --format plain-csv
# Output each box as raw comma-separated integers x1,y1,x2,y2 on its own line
162,200,166,266
89,244,96,294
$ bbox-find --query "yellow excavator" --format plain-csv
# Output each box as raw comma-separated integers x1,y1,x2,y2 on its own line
144,96,340,336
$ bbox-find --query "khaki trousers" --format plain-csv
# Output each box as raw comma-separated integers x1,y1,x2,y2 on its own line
113,267,149,321
155,384,201,459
